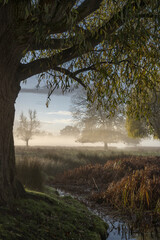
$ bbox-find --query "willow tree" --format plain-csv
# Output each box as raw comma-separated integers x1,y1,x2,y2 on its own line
0,0,159,203
126,90,160,139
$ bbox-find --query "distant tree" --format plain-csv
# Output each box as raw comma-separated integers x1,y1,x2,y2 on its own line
17,110,40,147
36,130,53,137
78,125,125,149
71,89,134,149
60,126,80,138
78,119,140,148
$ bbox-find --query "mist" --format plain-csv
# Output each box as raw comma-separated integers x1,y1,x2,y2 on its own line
14,135,104,147
14,129,160,148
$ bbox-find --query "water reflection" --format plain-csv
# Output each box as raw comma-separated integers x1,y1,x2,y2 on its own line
104,217,160,240
57,189,159,240
105,219,136,240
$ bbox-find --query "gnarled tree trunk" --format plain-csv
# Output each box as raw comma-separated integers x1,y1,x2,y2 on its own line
0,79,25,203
0,22,26,202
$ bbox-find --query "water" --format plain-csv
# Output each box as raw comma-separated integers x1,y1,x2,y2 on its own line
104,220,136,240
89,208,137,240
57,189,160,240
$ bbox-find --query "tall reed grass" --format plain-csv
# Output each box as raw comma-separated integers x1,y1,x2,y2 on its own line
16,157,44,191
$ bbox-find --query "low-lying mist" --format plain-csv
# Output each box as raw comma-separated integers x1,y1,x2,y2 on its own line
14,133,160,148
14,135,104,147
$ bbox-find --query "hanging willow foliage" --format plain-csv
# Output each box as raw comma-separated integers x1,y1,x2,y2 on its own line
1,0,160,114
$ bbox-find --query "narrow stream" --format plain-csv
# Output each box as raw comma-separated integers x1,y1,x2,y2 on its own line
57,189,160,240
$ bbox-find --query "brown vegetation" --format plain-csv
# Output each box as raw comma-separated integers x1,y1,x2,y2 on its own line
15,146,160,228
51,156,160,216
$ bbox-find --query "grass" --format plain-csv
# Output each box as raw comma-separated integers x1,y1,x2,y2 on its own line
16,157,44,191
15,146,151,180
15,147,129,189
0,188,108,240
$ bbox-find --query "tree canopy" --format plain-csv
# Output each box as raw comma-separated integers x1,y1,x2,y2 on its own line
60,125,80,137
71,89,139,148
1,0,159,109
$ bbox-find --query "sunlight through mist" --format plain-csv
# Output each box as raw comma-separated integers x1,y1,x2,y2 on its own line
14,135,104,147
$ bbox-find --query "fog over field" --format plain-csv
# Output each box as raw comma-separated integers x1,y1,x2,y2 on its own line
14,134,160,148
14,135,104,147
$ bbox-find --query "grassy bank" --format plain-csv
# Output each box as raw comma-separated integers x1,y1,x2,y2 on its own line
0,189,107,240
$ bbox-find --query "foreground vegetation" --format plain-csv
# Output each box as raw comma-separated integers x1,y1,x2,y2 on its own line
15,146,160,231
0,188,107,240
16,146,132,190
16,146,160,184
54,156,160,210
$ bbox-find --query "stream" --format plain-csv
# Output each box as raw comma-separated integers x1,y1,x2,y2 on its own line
57,189,160,240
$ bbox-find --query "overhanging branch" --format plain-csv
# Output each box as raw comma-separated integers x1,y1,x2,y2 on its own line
52,66,86,88
28,38,73,51
17,0,149,82
44,0,103,34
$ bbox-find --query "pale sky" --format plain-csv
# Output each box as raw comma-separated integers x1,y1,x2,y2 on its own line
15,76,74,135
14,77,105,147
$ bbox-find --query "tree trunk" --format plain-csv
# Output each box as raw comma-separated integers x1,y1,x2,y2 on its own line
0,9,28,203
104,142,108,150
26,139,29,147
0,81,25,204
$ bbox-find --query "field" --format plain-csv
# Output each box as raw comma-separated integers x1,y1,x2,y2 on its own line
15,146,160,230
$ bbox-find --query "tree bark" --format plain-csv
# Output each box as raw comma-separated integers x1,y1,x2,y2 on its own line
0,79,25,204
0,4,26,203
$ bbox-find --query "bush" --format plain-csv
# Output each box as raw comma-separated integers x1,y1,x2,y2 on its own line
16,157,44,191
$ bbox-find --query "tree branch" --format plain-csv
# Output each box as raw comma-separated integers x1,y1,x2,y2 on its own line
136,13,159,18
51,66,86,88
28,38,73,51
40,0,103,34
73,0,103,24
17,0,149,82
38,0,77,24
74,59,129,75
17,15,123,81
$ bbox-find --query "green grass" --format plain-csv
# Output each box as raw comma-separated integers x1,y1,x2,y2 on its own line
0,188,108,240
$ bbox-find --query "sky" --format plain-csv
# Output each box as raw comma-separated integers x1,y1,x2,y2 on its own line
14,75,82,146
15,76,74,135
14,76,104,147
